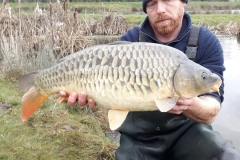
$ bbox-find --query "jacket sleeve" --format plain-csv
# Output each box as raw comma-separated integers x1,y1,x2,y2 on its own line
195,27,225,103
119,26,140,42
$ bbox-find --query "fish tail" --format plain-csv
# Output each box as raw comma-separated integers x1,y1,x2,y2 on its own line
21,85,48,121
18,71,48,121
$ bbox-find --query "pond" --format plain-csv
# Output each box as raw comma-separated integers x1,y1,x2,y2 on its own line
92,35,240,150
212,36,240,151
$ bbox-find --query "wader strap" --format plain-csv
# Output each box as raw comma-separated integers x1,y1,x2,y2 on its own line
185,25,200,61
139,25,200,61
139,30,148,42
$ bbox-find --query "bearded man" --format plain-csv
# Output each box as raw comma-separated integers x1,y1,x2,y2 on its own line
60,0,240,159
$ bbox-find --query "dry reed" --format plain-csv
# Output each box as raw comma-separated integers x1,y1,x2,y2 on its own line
96,13,128,35
0,2,94,81
196,21,240,36
0,1,129,81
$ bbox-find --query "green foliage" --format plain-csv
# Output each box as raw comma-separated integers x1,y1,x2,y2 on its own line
123,14,146,26
191,14,240,26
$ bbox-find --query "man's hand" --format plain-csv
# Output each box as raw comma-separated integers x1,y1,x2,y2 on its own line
58,91,96,108
168,98,191,114
168,96,221,124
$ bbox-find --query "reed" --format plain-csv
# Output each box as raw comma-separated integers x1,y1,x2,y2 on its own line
0,1,94,81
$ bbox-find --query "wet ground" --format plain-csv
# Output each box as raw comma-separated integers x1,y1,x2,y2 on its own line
212,36,240,151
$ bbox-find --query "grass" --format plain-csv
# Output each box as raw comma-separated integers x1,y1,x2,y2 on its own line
120,14,240,27
191,14,240,26
0,79,117,160
78,12,240,27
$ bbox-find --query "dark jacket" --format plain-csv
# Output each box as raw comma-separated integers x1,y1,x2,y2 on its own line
117,12,225,137
119,12,225,103
115,13,235,160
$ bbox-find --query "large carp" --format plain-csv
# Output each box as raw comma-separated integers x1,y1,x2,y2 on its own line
18,41,222,130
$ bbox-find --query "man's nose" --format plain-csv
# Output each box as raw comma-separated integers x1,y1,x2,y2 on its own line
156,1,166,13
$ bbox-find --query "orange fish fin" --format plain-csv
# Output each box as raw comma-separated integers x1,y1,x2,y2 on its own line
154,96,179,112
21,86,48,121
108,110,129,131
54,96,67,103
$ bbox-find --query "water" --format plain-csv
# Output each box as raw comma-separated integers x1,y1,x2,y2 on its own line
212,36,240,151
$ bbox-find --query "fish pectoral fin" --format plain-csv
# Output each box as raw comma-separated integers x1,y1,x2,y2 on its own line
108,110,129,131
155,97,179,112
54,96,67,103
21,86,48,121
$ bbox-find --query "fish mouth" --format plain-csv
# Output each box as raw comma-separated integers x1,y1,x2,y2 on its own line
209,80,222,95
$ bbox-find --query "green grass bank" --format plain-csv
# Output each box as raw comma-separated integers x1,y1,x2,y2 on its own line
0,79,117,159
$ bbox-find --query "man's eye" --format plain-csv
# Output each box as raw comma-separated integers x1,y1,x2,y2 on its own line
147,2,157,7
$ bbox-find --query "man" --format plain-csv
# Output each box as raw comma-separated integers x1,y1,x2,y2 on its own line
60,0,240,159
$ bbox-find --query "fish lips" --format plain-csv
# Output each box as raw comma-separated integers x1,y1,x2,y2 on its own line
208,73,222,95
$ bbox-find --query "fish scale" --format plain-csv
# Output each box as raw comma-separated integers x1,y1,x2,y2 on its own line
40,45,168,107
19,42,222,130
37,43,198,105
44,45,162,102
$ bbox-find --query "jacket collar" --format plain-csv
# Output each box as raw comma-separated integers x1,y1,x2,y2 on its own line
140,12,192,44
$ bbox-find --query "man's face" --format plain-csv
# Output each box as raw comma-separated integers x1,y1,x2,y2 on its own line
146,0,185,35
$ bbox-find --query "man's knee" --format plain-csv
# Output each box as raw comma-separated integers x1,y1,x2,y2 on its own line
169,123,238,159
210,147,240,160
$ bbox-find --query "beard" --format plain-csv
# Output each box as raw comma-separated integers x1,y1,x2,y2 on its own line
150,7,184,35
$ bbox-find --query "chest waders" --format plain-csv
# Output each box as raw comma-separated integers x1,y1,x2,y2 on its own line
115,26,240,160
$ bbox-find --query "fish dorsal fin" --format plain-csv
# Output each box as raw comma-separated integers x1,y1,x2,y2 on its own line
107,41,131,45
57,53,76,64
108,110,129,130
155,97,179,112
57,41,130,63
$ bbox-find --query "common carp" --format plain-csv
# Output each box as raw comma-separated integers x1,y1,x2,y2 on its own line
18,41,222,130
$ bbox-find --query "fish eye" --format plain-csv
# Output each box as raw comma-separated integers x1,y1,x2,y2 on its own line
201,72,208,80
